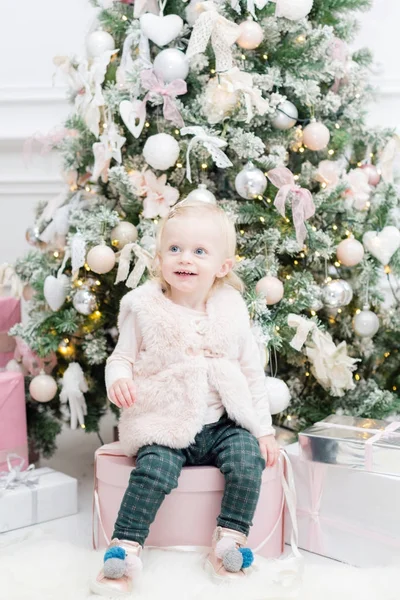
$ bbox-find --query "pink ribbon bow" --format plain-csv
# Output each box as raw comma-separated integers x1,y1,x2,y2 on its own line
267,167,315,247
14,337,57,377
140,70,187,128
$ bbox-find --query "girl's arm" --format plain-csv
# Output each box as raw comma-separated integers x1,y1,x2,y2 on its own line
105,309,142,399
238,328,275,438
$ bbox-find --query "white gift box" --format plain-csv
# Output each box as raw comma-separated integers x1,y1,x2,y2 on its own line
284,443,400,567
0,467,78,533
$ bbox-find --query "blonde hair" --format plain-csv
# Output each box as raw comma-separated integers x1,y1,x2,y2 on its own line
151,198,244,294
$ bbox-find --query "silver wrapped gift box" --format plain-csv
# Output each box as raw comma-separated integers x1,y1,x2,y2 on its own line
298,415,400,476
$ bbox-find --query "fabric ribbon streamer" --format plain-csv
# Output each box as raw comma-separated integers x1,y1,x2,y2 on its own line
186,1,240,73
288,313,358,397
59,362,88,430
140,70,187,128
0,454,38,491
115,242,155,289
71,233,87,278
180,126,233,182
379,135,400,183
267,167,315,247
0,264,23,297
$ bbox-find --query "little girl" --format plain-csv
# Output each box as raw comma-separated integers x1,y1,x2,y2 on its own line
91,199,279,597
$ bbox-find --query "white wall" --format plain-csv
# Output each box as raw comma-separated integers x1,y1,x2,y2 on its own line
0,0,398,265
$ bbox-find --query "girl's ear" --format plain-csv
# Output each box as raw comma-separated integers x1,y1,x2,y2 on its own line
216,257,234,278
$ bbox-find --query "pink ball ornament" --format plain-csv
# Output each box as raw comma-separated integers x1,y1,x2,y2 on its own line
87,244,116,274
336,238,364,267
29,372,57,403
360,164,381,187
236,19,264,50
256,276,284,305
303,121,330,151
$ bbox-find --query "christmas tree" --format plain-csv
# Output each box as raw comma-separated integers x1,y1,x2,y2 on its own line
12,0,400,457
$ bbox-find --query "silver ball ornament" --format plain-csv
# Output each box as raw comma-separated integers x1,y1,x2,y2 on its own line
29,373,57,403
185,184,216,204
111,222,138,249
235,163,267,199
26,227,44,247
86,31,115,58
73,287,98,315
321,279,353,308
271,100,298,130
153,48,189,83
353,308,379,338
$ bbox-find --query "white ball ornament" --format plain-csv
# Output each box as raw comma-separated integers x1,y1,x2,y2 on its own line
271,100,298,130
256,276,284,305
186,184,216,204
237,19,264,50
87,244,116,274
353,308,380,338
153,48,189,83
143,133,180,170
235,163,267,199
336,238,364,267
29,372,57,403
111,222,138,249
303,121,330,151
275,0,313,21
86,31,115,58
265,377,291,414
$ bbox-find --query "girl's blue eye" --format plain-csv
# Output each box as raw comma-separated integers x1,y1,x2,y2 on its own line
170,245,180,253
195,248,206,256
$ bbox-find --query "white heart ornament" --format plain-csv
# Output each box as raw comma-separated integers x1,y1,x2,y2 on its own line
363,226,400,265
120,100,146,139
140,14,183,47
44,275,70,312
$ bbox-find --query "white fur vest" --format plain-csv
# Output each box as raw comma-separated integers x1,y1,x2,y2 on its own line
117,280,265,456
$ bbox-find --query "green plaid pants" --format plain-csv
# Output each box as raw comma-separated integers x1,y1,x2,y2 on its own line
113,413,265,546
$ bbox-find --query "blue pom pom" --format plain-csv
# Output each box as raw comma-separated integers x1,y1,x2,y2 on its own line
104,546,126,562
238,547,254,568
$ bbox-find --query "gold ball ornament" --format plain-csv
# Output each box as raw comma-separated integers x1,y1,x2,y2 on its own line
111,222,138,249
236,19,264,50
87,244,116,274
29,372,57,403
336,238,364,267
256,276,284,305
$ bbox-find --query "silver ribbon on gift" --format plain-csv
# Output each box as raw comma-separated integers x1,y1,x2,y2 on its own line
0,453,38,491
180,126,233,183
115,242,155,289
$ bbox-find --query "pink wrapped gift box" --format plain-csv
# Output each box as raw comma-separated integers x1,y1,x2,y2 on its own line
0,372,28,473
0,297,20,367
93,442,284,558
284,443,400,567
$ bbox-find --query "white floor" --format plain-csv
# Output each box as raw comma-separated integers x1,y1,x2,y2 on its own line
1,413,335,567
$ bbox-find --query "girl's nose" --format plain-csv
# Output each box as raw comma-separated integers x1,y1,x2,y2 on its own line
180,250,192,263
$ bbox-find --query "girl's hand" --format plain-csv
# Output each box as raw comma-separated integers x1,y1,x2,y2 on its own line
258,434,280,468
109,378,136,409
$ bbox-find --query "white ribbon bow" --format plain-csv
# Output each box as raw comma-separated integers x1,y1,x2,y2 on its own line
115,242,155,288
288,313,359,397
0,454,38,492
186,1,240,72
180,126,233,182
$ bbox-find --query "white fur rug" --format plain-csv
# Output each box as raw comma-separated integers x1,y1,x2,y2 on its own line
1,534,399,600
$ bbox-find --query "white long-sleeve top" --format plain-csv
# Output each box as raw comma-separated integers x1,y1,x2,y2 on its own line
106,304,274,438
